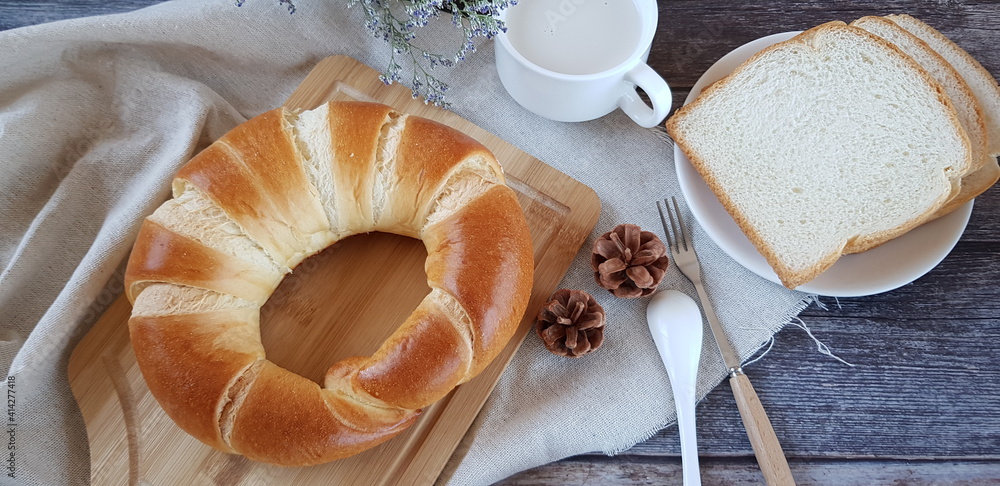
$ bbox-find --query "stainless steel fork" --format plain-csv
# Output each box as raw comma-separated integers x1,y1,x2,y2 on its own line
657,196,796,486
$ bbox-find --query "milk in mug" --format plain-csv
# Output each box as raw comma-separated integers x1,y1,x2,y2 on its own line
504,0,644,75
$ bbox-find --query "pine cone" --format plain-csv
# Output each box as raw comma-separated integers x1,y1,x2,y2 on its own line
536,289,605,358
592,224,669,298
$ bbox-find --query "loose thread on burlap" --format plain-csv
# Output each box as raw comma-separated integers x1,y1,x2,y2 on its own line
788,317,855,366
741,317,855,368
741,335,776,368
812,296,844,311
652,125,673,144
604,296,850,457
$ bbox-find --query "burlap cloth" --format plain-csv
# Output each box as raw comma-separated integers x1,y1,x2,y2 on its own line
0,1,812,484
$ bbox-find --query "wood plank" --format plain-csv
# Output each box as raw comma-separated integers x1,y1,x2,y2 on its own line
501,456,1000,485
66,56,600,485
794,241,1000,320
627,315,1000,458
651,1,1000,87
0,0,166,31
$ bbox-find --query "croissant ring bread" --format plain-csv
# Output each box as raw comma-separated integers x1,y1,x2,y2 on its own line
123,101,534,465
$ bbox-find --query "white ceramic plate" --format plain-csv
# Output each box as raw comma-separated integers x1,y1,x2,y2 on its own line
674,31,973,297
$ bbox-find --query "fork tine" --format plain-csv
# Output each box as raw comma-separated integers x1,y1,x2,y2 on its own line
656,200,675,252
670,196,689,252
665,198,684,252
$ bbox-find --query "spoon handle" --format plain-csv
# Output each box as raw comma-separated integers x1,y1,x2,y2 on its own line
671,382,701,486
729,373,796,485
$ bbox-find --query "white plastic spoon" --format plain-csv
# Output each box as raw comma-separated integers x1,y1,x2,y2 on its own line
647,289,704,486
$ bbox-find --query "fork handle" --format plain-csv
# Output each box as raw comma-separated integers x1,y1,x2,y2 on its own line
729,372,796,486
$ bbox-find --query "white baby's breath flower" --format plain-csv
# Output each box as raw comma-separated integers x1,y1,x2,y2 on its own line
239,0,515,107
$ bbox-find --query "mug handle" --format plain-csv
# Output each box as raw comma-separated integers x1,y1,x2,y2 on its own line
618,63,672,128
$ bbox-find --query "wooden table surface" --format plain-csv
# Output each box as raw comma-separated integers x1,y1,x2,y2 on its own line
3,1,998,484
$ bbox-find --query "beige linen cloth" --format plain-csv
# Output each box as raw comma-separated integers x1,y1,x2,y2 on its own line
0,1,813,484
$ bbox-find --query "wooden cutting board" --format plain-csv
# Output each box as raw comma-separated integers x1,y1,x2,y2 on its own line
67,55,600,485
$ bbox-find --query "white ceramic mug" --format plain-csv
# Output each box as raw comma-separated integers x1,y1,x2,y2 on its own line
495,0,671,128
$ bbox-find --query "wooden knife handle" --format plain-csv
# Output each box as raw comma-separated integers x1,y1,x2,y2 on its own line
729,372,796,486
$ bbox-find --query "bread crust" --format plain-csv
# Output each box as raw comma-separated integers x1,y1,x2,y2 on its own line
422,185,535,376
123,102,534,465
125,220,278,304
129,309,264,452
666,22,972,289
176,109,330,267
930,157,1000,220
325,101,395,234
881,14,1000,215
228,362,419,465
853,15,988,177
379,115,503,234
888,14,1000,157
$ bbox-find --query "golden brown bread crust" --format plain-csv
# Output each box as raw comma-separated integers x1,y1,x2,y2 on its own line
930,157,1000,220
129,309,264,452
346,185,535,409
327,101,395,231
125,220,275,303
123,101,534,466
423,185,535,375
352,298,472,409
380,116,503,233
175,109,329,266
229,362,419,465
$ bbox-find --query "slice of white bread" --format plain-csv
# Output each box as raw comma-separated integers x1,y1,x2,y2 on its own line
666,21,972,289
852,16,987,178
887,14,1000,156
939,157,1000,215
884,14,1000,218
